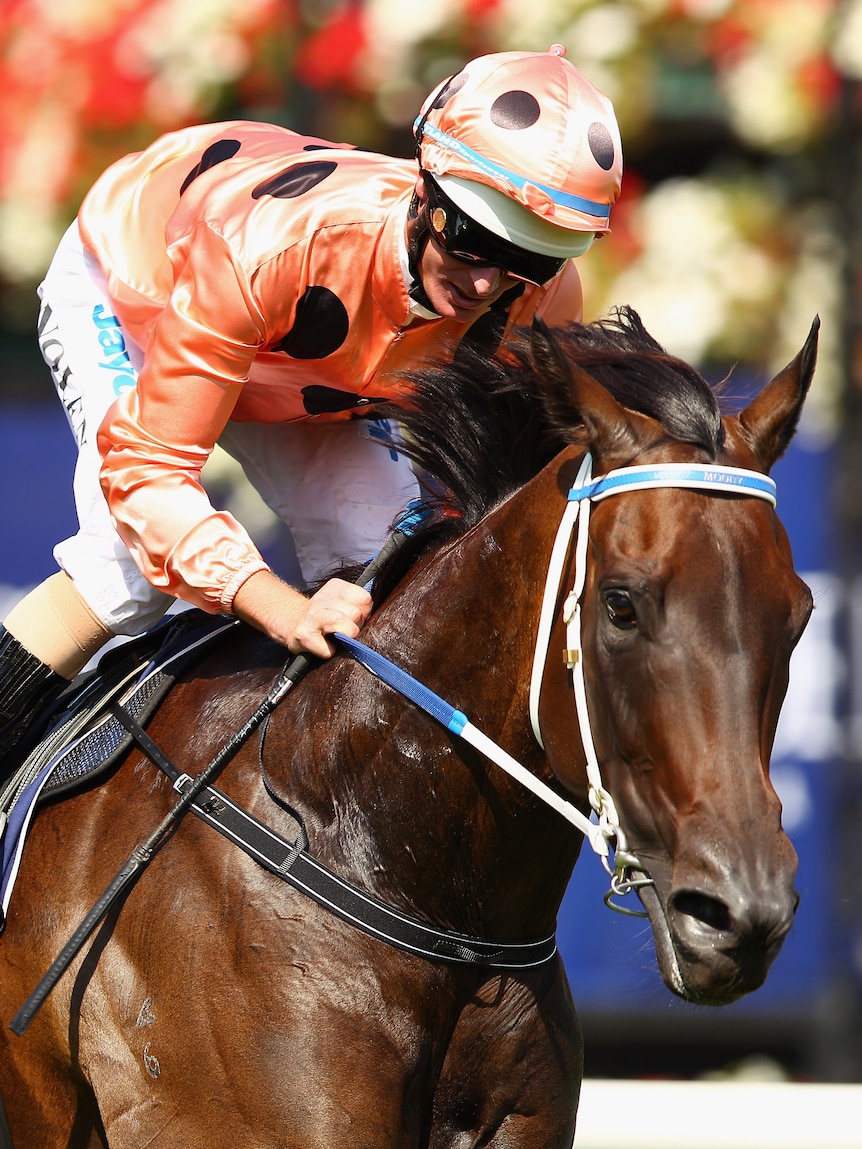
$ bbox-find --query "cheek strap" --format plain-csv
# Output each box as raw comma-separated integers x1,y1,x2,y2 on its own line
405,190,440,316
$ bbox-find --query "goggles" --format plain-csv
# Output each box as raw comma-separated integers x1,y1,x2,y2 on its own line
423,175,569,286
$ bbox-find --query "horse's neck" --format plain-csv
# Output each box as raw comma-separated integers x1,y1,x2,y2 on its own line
280,453,582,939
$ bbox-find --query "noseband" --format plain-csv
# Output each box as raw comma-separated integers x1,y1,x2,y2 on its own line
529,453,778,913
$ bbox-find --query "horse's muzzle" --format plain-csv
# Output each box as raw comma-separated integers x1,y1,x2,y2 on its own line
637,856,799,1006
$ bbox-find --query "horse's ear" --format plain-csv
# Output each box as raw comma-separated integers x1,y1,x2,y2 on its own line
737,316,820,470
530,318,642,465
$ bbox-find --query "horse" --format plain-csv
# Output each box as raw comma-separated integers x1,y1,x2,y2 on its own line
0,306,818,1147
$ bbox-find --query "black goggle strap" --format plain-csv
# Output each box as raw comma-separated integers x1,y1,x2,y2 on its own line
404,191,439,313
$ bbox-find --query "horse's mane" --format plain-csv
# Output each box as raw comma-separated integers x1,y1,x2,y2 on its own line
353,306,725,595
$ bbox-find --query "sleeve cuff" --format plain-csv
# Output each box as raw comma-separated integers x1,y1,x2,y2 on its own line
219,556,271,614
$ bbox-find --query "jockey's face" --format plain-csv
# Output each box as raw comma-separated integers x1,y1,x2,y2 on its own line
411,176,516,321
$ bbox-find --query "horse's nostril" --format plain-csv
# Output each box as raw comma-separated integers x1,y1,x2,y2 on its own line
671,890,733,932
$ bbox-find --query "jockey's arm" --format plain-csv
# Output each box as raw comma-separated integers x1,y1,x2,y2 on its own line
98,366,369,660
232,570,371,659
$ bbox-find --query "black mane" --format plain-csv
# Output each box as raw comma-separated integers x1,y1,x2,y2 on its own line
351,306,725,595
384,306,722,520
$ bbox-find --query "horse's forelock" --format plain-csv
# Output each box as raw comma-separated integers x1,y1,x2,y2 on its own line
544,309,725,455
376,306,725,544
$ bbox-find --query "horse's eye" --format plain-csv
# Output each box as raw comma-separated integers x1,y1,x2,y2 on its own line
604,590,637,629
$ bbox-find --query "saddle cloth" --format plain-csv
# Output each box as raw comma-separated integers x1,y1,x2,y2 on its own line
0,609,237,922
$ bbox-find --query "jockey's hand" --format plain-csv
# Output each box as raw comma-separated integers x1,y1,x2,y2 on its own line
286,577,373,658
232,569,372,660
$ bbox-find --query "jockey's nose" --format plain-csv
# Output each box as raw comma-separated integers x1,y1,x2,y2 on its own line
466,264,505,296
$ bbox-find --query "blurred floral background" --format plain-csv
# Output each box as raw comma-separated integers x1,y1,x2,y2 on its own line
1,0,860,433
3,0,862,1083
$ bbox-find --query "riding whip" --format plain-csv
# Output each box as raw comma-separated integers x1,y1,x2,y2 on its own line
10,514,421,1036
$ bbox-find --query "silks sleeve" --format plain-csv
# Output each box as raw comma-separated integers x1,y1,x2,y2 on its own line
98,222,273,613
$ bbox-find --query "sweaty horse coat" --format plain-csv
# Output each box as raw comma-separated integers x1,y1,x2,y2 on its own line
0,309,816,1147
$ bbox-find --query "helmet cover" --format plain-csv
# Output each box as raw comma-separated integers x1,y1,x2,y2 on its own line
415,48,622,236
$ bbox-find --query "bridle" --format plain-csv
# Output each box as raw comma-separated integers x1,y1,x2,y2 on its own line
528,452,778,912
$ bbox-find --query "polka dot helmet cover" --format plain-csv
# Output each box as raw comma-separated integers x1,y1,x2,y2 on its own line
414,48,622,236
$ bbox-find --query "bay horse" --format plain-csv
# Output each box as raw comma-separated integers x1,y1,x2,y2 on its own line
0,307,817,1147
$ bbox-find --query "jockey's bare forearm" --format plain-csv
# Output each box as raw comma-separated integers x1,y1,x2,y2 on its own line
231,568,372,660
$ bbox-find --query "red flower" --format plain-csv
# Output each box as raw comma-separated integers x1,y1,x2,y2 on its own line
295,4,367,92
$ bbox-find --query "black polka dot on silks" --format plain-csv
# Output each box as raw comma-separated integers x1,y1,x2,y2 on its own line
301,385,387,416
179,139,241,195
252,160,338,200
489,90,540,130
588,122,616,171
275,286,349,359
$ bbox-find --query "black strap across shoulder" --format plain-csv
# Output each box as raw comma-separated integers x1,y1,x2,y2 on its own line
0,1090,12,1149
110,703,557,971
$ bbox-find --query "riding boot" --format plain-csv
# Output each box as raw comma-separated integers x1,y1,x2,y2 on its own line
0,627,67,777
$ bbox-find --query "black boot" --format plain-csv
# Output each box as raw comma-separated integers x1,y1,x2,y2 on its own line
0,627,67,773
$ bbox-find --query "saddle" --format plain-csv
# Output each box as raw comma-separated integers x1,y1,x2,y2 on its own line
0,609,238,921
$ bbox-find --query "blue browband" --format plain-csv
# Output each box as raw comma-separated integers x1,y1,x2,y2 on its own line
568,463,777,507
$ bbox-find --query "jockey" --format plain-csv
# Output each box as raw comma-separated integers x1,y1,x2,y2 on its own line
0,46,622,767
